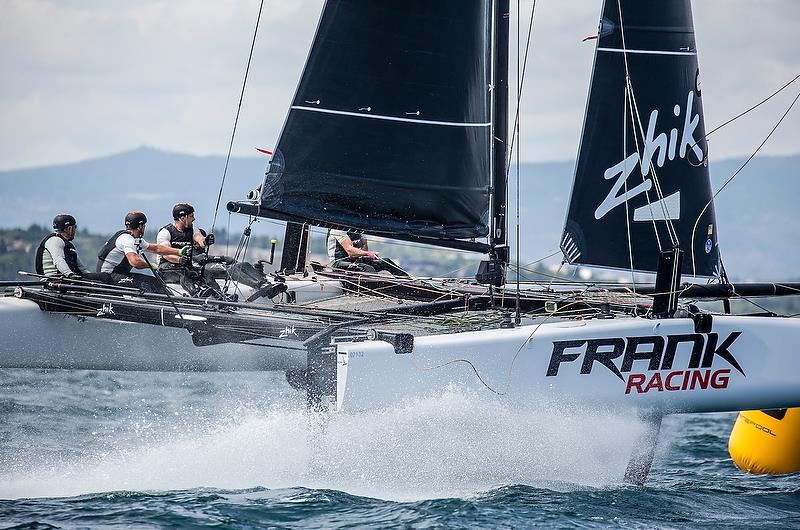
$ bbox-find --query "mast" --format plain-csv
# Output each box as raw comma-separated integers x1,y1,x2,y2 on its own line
475,0,510,287
491,0,510,263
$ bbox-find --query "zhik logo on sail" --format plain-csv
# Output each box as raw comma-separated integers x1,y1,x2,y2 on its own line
279,325,298,338
546,331,743,395
595,90,703,221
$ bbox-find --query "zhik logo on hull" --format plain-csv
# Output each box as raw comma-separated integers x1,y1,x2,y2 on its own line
595,90,703,221
547,331,743,395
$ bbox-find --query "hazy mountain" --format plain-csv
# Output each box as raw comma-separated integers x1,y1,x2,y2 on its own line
1,147,797,280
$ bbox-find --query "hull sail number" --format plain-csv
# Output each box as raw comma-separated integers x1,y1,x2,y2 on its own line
595,91,703,221
546,331,744,395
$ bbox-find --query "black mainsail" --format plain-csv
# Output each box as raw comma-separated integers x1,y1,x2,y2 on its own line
231,0,498,253
561,0,721,277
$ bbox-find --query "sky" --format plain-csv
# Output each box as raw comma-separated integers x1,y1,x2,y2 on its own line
1,0,798,172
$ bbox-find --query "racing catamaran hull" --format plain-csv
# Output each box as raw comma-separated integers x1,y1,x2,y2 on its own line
3,293,797,417
0,297,306,372
335,315,800,414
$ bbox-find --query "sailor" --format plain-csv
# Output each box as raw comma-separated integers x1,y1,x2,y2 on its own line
326,229,409,276
96,211,187,293
35,214,111,282
155,203,213,282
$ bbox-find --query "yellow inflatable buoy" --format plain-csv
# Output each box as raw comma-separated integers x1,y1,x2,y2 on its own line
728,408,800,475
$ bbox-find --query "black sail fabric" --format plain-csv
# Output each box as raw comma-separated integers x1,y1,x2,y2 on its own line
259,0,493,241
561,0,720,277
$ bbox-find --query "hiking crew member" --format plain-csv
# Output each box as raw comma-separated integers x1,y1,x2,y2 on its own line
156,203,215,283
35,213,110,282
326,229,409,276
96,211,187,293
156,203,212,263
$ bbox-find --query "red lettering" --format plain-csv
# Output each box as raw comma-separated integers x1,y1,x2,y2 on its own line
690,369,710,390
681,370,690,390
625,373,646,394
711,368,731,389
665,370,683,391
625,369,734,396
643,372,664,393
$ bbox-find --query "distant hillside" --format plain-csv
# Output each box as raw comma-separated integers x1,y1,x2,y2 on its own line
1,147,798,281
0,146,268,236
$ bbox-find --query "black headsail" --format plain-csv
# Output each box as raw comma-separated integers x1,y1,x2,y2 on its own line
230,0,497,254
561,0,720,277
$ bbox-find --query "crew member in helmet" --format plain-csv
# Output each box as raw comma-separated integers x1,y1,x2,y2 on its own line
155,203,213,282
326,229,409,276
96,211,187,293
35,214,110,281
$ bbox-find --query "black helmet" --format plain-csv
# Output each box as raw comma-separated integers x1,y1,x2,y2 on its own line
124,211,148,229
52,213,76,231
172,203,195,220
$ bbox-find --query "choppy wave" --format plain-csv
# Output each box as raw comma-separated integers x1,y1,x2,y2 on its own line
1,370,798,528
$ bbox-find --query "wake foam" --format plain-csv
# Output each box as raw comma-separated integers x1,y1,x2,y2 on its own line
0,385,648,500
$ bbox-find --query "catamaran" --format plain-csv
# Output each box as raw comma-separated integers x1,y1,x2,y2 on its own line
1,0,799,483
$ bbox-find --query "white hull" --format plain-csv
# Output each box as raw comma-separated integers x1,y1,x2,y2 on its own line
3,295,799,417
0,298,305,371
337,315,800,415
0,272,345,372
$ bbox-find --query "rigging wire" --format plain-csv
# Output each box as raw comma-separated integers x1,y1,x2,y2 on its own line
689,86,800,275
616,1,647,296
513,0,529,323
704,73,800,140
628,87,680,246
614,0,682,308
210,0,265,236
615,0,682,255
622,83,637,292
505,0,537,175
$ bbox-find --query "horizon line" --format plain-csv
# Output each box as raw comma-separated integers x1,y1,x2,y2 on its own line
1,145,799,173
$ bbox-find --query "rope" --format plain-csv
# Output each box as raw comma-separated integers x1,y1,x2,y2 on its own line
410,295,603,396
211,0,265,235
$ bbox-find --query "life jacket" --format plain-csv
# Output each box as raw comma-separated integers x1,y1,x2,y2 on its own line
160,223,194,249
333,231,365,261
96,229,134,274
35,233,80,275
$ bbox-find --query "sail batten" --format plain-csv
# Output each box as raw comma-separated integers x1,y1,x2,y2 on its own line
289,106,492,128
562,0,720,277
252,0,494,244
597,48,697,56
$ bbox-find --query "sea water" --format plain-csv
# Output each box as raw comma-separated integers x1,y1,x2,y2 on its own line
0,369,798,528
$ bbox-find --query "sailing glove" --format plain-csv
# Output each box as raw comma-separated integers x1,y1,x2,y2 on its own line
205,233,215,246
